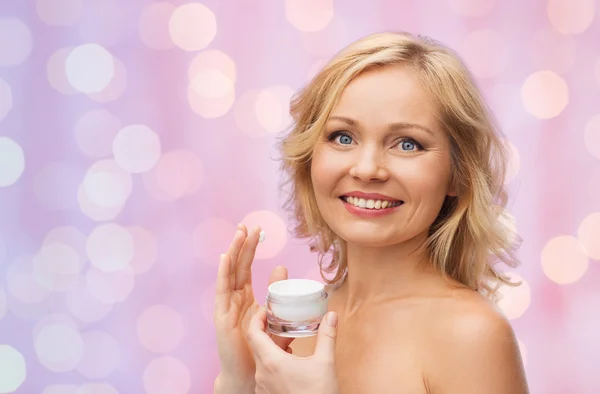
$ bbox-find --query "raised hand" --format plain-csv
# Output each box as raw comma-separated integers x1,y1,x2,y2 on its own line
213,224,294,393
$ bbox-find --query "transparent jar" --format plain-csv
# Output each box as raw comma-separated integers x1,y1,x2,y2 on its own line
266,279,329,338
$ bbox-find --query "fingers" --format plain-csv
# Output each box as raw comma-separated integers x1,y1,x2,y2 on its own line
270,334,294,352
247,307,287,361
226,225,247,290
234,226,261,289
314,312,338,363
268,265,288,286
214,253,231,317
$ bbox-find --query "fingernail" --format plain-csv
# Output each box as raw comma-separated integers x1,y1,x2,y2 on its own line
327,312,338,328
237,223,243,230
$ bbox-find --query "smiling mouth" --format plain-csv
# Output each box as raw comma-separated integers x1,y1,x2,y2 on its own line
339,196,404,210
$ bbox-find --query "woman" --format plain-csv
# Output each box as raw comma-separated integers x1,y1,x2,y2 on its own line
214,32,529,393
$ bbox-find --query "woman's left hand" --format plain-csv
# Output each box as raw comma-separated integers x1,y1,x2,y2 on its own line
248,307,340,394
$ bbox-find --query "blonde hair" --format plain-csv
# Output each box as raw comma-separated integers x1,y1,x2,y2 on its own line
276,32,521,301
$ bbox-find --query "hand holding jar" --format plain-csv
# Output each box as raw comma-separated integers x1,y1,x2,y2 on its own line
248,307,341,394
213,225,294,394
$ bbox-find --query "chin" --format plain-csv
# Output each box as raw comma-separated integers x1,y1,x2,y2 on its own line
333,224,400,248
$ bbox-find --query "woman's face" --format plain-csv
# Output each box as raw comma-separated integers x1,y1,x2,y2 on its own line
310,64,455,247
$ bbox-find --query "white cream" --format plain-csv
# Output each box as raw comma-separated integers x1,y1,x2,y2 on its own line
259,230,265,243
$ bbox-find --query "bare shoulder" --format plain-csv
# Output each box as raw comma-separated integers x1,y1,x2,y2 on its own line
423,289,529,394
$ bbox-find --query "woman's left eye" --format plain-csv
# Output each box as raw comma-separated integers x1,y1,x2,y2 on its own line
398,138,422,152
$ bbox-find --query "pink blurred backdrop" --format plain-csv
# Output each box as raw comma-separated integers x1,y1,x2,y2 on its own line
0,0,599,393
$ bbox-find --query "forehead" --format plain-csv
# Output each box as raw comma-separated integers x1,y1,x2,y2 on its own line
329,64,439,128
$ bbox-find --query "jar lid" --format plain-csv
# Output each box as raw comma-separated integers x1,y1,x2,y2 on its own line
267,279,325,300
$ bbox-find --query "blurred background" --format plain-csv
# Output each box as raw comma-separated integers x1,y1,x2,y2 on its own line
0,0,599,393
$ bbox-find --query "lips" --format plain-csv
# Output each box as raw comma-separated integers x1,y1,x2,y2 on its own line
339,191,403,203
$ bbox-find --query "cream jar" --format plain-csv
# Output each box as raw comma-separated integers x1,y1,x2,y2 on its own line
265,279,329,338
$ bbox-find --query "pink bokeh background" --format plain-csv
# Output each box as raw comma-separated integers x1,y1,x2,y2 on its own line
0,0,600,393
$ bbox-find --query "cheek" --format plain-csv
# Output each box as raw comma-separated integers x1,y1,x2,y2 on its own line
310,149,343,195
399,157,452,199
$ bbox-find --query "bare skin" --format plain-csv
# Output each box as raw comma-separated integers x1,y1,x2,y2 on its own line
290,276,528,394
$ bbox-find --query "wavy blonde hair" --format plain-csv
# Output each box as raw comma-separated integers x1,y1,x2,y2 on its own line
276,32,521,301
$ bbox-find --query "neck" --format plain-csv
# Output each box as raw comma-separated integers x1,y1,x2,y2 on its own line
337,231,441,314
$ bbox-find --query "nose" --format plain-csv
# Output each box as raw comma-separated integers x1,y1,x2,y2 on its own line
348,146,389,182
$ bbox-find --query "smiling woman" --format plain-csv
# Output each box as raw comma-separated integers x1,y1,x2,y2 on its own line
214,31,529,394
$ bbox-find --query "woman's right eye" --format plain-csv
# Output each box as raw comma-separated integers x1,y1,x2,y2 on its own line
328,131,353,145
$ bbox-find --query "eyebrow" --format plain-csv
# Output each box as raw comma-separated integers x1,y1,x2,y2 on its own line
328,115,435,136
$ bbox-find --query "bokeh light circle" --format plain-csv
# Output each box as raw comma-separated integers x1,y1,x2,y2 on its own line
137,305,184,353
0,345,26,393
496,272,531,320
36,0,83,26
234,90,270,138
75,109,121,159
87,57,128,103
65,281,113,323
127,227,158,275
0,137,25,187
47,47,79,95
190,69,234,98
0,78,13,123
541,235,589,284
446,0,497,17
65,44,115,94
42,227,86,269
188,49,236,83
285,0,334,32
255,85,295,134
521,71,569,119
577,212,600,260
86,266,135,304
460,28,509,78
143,356,191,394
33,242,82,292
241,210,288,259
77,184,124,222
76,331,120,379
547,0,595,35
82,159,132,209
169,3,217,51
139,2,176,50
0,17,33,67
35,324,84,372
87,223,134,273
584,114,600,160
113,124,161,173
6,255,50,304
188,83,235,118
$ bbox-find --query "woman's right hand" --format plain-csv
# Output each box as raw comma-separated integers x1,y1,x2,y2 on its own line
214,224,294,393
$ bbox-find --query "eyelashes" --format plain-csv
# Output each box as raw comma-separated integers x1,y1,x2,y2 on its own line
326,130,425,152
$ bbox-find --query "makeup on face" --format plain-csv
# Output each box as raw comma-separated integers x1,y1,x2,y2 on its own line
266,279,329,338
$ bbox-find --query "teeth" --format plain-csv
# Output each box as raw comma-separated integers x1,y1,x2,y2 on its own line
343,196,401,210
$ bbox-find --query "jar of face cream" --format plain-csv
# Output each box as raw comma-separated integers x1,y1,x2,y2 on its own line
266,279,329,338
